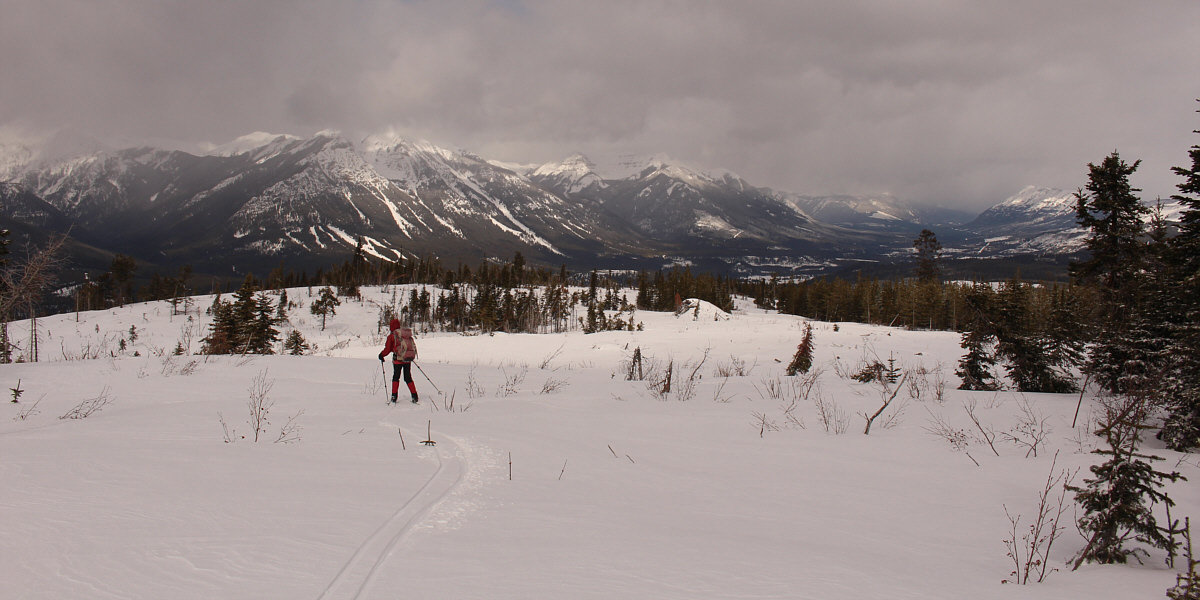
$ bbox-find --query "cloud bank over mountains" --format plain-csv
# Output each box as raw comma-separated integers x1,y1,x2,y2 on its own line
2,0,1198,211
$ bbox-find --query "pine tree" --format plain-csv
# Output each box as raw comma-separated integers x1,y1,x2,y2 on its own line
201,293,236,354
786,322,815,376
283,330,309,355
957,283,1000,391
912,229,943,283
247,291,279,354
1072,151,1149,308
1160,100,1200,451
1069,394,1185,569
309,286,340,331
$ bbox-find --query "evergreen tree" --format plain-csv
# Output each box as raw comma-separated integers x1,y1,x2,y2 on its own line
1160,100,1200,450
283,330,309,355
200,293,236,354
957,283,999,391
786,322,815,376
247,291,279,354
1071,151,1149,306
912,229,943,283
309,286,340,331
993,278,1079,393
1069,394,1185,569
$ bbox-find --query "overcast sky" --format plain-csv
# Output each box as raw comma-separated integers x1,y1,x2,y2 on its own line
2,0,1198,211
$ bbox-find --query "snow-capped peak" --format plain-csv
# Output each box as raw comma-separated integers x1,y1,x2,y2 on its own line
532,153,597,179
529,153,607,195
206,132,301,157
993,185,1075,210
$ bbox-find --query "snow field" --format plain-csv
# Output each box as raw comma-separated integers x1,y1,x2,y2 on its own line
2,286,1197,599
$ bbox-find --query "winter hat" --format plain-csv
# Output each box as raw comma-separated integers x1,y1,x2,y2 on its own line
389,318,401,331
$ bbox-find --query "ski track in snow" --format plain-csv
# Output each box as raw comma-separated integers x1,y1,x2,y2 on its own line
315,423,466,600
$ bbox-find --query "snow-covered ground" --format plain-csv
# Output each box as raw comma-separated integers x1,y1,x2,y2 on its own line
2,286,1196,599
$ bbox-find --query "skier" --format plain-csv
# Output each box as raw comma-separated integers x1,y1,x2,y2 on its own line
378,319,419,404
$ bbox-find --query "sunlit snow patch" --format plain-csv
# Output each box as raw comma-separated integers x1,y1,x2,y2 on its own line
675,298,730,321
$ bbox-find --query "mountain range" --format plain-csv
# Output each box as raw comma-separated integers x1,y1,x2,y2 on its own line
0,128,1183,280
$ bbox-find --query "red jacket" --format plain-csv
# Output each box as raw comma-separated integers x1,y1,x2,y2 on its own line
379,320,417,363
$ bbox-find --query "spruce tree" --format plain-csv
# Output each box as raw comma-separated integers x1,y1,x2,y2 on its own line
957,283,999,391
1069,394,1184,569
1072,151,1149,309
1160,100,1200,451
912,229,943,283
283,330,309,355
786,322,815,376
310,286,340,331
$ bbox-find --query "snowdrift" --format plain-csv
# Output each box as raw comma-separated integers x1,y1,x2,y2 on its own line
1,285,1195,599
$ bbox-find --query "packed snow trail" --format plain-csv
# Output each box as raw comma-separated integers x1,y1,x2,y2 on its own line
315,426,465,600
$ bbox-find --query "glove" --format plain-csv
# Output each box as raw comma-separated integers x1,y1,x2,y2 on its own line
378,354,385,362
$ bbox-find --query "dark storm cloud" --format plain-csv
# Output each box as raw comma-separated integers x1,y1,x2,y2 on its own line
3,0,1198,210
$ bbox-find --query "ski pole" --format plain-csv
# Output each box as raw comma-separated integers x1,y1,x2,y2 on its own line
381,359,389,402
413,362,443,395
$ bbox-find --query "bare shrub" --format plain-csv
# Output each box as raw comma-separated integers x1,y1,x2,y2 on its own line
274,410,304,444
781,399,806,430
964,398,1001,456
1002,453,1076,585
540,378,568,395
814,393,849,435
877,397,910,430
14,394,44,421
60,387,113,420
218,412,240,443
622,346,647,381
789,368,823,403
674,349,710,402
755,376,786,401
831,356,853,379
751,411,780,437
465,368,486,399
1066,414,1098,455
922,408,970,451
1167,518,1199,600
247,370,274,442
714,355,748,378
649,358,674,400
497,366,527,397
539,343,565,370
440,390,473,413
711,378,734,403
1002,396,1052,458
860,372,909,435
178,360,199,376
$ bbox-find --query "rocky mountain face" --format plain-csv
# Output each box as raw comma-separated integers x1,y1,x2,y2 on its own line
1,129,1185,279
0,131,882,275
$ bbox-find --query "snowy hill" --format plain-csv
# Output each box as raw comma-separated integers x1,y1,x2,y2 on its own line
2,286,1195,599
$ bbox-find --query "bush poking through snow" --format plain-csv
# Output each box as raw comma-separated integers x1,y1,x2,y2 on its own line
540,378,568,395
1167,518,1200,600
497,367,527,397
713,355,749,378
1001,453,1076,585
1002,396,1052,458
247,370,274,442
814,394,849,435
922,408,970,451
59,387,113,420
14,394,43,421
274,410,304,444
861,371,909,435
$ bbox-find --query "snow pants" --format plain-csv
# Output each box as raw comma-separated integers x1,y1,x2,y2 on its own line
392,361,417,396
